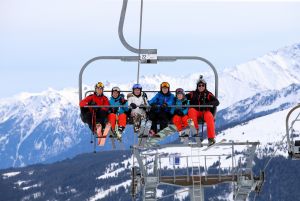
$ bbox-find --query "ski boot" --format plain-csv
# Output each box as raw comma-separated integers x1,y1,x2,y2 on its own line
116,126,124,141
208,138,216,146
149,130,160,138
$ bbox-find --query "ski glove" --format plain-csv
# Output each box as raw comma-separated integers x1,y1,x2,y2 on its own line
88,101,97,106
119,98,126,105
161,103,168,109
110,108,118,114
151,104,158,109
130,103,137,109
140,104,147,111
175,110,184,116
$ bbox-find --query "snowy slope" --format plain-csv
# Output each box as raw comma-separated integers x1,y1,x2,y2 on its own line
217,83,300,130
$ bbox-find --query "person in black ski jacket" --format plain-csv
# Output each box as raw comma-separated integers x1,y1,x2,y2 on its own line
186,76,219,145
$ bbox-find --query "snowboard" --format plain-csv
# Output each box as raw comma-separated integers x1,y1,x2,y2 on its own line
187,118,202,145
144,125,178,148
178,127,190,144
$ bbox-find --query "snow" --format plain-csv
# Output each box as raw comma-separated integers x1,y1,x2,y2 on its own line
2,171,20,179
97,167,126,180
22,182,42,190
89,180,131,201
15,180,30,186
174,188,189,201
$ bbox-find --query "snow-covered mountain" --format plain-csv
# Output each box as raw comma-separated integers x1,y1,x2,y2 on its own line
0,88,92,169
1,106,300,201
1,42,300,169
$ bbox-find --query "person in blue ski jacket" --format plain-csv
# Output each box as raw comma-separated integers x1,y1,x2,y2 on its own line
108,87,128,134
170,88,190,135
148,82,175,136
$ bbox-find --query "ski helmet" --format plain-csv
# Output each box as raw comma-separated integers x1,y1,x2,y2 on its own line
95,82,104,90
175,88,185,96
132,83,142,91
111,86,121,95
196,75,206,88
160,82,170,91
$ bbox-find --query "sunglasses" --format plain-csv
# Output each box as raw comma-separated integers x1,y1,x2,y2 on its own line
198,84,205,87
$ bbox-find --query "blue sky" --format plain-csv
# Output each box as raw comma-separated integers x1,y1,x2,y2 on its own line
1,0,300,98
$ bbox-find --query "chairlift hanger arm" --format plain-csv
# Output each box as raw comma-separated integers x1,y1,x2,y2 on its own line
285,103,300,145
79,56,218,101
119,0,156,54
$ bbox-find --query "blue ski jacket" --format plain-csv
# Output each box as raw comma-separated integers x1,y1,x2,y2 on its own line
109,94,128,114
148,92,175,112
170,98,190,115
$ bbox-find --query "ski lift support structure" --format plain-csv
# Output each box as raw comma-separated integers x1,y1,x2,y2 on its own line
286,103,300,159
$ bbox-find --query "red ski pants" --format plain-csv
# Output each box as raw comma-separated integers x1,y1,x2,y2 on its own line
172,115,189,131
108,113,127,130
188,108,215,139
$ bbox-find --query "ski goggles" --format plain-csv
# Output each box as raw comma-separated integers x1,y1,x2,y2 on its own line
176,88,184,94
161,82,170,88
112,86,120,92
95,82,104,89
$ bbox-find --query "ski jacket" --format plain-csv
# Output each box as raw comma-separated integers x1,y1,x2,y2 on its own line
108,94,128,114
170,98,190,115
186,89,219,112
148,92,175,112
127,92,149,117
79,93,109,111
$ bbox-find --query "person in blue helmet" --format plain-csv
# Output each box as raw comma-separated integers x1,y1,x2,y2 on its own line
148,82,175,136
127,83,149,132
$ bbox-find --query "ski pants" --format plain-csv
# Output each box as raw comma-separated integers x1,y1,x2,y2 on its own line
108,113,127,130
80,108,107,131
188,108,215,139
172,115,189,131
149,110,170,133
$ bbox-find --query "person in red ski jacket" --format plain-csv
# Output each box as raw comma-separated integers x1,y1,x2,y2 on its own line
186,76,219,145
79,82,110,132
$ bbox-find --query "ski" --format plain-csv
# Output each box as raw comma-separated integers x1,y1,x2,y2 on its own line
138,120,152,147
202,139,226,151
98,123,111,146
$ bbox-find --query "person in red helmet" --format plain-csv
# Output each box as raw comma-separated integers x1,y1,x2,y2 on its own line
186,75,219,145
79,82,110,133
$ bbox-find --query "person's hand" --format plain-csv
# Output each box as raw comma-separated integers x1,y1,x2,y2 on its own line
110,108,117,114
88,101,96,105
151,104,158,109
175,110,184,116
161,103,168,108
119,98,126,104
130,103,137,109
